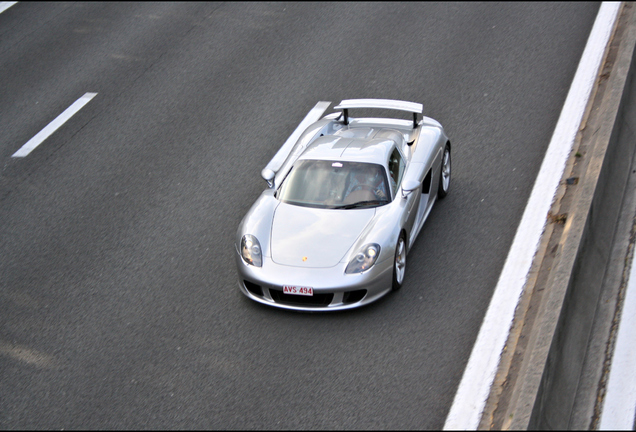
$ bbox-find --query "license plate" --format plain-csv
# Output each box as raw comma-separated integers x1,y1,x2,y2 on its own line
283,286,313,296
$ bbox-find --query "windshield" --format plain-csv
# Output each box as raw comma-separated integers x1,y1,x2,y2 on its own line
277,160,390,209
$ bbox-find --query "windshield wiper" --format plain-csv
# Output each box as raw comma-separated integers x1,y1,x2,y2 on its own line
331,200,388,209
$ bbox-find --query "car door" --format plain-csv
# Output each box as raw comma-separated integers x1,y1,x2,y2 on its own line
388,146,418,238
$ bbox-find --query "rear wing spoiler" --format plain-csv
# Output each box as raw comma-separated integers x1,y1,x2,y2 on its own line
334,99,423,128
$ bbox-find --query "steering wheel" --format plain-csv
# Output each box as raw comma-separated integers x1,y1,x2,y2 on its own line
352,184,374,193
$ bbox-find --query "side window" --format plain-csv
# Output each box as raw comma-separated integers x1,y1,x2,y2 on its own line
388,148,406,197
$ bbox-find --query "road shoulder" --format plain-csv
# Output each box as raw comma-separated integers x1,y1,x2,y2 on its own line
480,2,636,429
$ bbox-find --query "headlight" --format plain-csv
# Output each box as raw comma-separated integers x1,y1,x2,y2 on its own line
345,243,380,274
241,234,262,267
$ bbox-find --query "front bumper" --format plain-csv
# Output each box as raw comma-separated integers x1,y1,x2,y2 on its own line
234,249,394,311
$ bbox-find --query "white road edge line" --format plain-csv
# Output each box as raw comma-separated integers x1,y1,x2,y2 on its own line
0,1,17,14
443,2,622,430
12,92,98,158
599,234,636,430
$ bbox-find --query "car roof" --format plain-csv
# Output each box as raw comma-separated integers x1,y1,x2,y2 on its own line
298,125,406,165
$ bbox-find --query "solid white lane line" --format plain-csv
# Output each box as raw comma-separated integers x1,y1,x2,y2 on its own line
12,92,98,158
0,1,17,14
599,241,636,430
443,2,622,430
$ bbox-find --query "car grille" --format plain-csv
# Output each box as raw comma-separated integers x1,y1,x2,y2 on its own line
269,289,334,307
343,289,367,304
243,280,263,297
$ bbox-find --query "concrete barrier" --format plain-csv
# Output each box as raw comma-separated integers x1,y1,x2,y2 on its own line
481,2,636,429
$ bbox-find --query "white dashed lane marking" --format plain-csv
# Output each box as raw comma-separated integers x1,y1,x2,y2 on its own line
12,92,98,158
0,2,18,14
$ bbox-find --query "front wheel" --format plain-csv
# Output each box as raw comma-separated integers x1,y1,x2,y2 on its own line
438,143,451,199
392,233,406,291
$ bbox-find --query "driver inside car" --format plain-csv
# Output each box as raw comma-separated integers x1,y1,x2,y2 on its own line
345,168,388,201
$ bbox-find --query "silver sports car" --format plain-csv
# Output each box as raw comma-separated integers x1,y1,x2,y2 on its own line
235,99,451,311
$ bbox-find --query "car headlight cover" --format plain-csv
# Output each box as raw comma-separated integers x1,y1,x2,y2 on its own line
241,234,262,267
345,243,380,274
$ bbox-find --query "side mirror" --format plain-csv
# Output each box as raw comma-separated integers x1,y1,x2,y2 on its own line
261,168,275,188
401,179,420,198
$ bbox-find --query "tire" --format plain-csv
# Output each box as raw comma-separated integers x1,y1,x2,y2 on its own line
392,233,406,291
438,143,451,199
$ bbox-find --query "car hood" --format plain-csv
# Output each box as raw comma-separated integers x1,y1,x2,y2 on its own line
270,203,375,268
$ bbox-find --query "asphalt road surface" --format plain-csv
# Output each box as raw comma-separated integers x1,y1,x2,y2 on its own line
0,2,600,429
